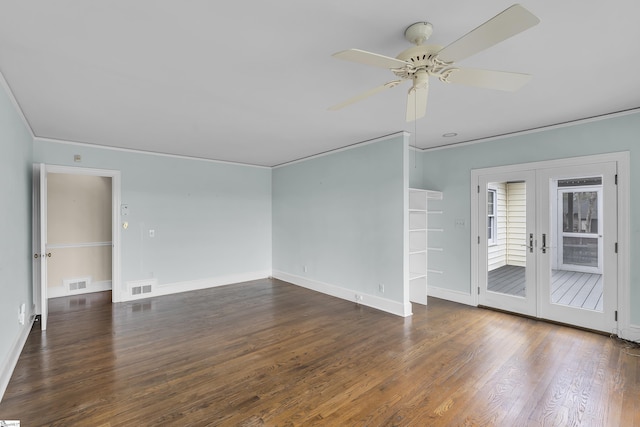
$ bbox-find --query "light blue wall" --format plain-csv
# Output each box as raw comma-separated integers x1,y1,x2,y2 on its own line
0,84,33,377
408,146,424,189
33,141,272,291
272,135,407,303
420,112,640,323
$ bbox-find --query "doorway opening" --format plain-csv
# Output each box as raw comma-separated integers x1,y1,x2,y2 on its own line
46,173,113,299
33,164,121,330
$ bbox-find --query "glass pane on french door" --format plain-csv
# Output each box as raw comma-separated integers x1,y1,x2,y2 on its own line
478,170,536,317
487,181,527,297
552,181,604,310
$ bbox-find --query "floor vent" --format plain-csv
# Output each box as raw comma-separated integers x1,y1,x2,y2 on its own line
64,277,90,293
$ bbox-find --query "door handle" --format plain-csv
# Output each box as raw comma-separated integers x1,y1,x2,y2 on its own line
541,233,548,254
523,233,534,253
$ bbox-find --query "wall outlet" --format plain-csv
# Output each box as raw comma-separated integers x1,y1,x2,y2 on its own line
355,294,363,302
18,303,25,325
303,265,308,273
378,284,384,293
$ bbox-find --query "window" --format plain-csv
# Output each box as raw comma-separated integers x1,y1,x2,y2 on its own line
488,189,497,245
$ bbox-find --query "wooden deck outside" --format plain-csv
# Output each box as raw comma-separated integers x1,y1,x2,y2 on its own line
488,265,603,311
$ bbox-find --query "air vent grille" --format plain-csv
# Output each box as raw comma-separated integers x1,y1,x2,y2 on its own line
128,280,155,296
64,277,91,293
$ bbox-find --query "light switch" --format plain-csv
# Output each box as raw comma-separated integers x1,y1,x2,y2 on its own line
121,204,129,216
149,229,155,238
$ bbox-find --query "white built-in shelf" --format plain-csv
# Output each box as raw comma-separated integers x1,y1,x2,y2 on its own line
407,187,443,306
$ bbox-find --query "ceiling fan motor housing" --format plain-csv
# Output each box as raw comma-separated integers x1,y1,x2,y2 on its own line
393,45,448,80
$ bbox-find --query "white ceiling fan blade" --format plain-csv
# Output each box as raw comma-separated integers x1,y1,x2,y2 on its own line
436,4,540,64
406,84,428,122
332,49,410,69
329,80,403,111
444,68,532,91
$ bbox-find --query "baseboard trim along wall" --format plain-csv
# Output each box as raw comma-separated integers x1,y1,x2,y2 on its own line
273,270,410,317
620,324,640,343
0,314,34,403
427,286,475,306
123,271,272,301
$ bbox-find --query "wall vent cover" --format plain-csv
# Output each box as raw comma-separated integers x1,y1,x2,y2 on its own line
64,277,91,293
127,279,156,296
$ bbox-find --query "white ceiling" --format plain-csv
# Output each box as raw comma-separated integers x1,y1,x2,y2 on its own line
1,1,639,167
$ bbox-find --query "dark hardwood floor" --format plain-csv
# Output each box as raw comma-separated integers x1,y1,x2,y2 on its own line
1,279,638,426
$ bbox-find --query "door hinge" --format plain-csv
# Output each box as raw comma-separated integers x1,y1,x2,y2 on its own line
477,185,480,193
615,174,618,185
478,286,480,295
615,310,618,321
615,242,618,253
478,236,480,244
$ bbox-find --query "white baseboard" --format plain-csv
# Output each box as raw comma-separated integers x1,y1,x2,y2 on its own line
618,323,640,343
273,270,411,317
0,315,34,403
428,286,475,306
123,270,272,301
48,280,112,299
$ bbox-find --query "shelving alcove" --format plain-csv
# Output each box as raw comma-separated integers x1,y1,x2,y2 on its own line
408,188,443,305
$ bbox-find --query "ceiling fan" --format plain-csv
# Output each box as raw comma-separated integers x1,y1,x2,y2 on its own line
329,4,540,121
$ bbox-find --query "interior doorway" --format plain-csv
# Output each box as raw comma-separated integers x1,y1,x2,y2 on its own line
46,173,113,298
471,153,627,334
32,164,121,330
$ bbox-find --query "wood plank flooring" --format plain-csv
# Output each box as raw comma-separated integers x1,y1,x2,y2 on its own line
488,265,527,297
488,265,603,310
1,279,638,426
551,270,603,311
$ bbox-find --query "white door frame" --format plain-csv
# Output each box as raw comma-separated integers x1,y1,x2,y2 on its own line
471,151,630,337
33,164,122,330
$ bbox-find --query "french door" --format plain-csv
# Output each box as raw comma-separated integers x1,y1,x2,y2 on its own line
537,163,617,332
475,160,618,333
